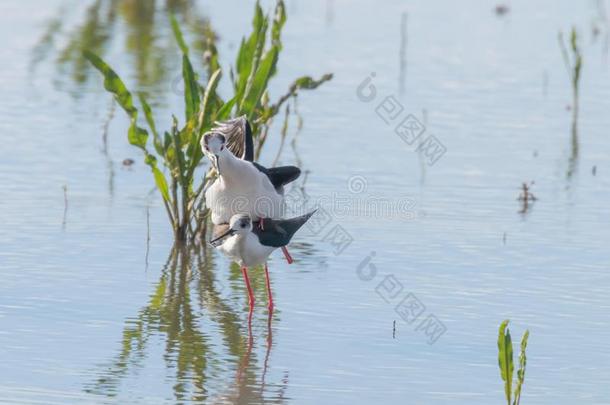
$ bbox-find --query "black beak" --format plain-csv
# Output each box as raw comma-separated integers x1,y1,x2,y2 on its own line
209,228,234,247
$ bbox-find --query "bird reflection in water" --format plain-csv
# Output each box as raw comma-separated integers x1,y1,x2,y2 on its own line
85,244,288,403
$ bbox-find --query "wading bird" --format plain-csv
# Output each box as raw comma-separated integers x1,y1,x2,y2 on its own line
201,116,301,263
210,211,315,310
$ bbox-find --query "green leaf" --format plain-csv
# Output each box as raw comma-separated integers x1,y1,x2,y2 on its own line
272,0,286,47
235,38,248,78
498,321,514,403
170,14,189,55
240,47,278,117
182,54,200,121
151,166,171,203
498,320,514,405
294,73,334,90
513,330,530,405
235,3,268,107
199,69,222,130
145,154,170,203
252,1,264,34
144,154,157,166
171,15,200,121
138,93,163,155
138,93,158,138
216,97,236,121
128,120,148,149
171,116,187,187
163,131,172,152
84,50,137,118
187,69,223,176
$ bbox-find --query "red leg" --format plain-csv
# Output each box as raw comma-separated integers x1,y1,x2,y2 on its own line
259,217,265,230
264,262,274,311
241,267,255,309
281,246,293,264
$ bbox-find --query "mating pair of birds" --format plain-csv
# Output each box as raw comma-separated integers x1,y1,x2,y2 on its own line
201,117,314,310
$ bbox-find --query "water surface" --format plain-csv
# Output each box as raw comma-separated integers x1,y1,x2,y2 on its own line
1,0,609,403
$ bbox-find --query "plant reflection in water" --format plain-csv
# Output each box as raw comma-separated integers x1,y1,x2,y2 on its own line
85,243,289,403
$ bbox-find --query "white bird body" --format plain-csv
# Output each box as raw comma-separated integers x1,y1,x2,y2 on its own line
218,231,275,268
204,137,284,224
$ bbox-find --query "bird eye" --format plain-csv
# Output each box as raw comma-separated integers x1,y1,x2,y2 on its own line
204,145,209,151
220,145,225,151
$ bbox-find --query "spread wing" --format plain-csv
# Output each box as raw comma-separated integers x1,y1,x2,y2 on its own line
211,115,254,161
252,163,301,192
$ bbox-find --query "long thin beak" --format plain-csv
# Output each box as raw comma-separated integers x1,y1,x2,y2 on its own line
209,228,234,247
213,154,220,175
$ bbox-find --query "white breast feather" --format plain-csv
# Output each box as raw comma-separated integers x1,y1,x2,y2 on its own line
218,233,275,267
205,163,284,224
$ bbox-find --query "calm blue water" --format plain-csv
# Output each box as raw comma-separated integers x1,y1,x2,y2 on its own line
1,0,609,403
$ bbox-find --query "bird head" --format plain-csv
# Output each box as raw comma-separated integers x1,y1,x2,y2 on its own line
229,214,253,235
201,132,226,170
209,214,252,247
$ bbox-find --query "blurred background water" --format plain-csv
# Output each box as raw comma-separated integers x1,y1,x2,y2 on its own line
1,0,609,403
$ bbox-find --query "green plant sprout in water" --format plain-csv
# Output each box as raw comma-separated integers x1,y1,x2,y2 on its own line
558,27,582,178
558,28,582,123
85,1,332,243
497,320,530,405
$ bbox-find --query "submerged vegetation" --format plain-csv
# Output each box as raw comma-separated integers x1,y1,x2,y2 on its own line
85,1,332,243
497,320,530,405
558,27,582,126
32,0,216,92
558,27,583,179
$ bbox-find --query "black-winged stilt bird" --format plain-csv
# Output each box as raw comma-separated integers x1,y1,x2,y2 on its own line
201,116,301,264
209,211,315,310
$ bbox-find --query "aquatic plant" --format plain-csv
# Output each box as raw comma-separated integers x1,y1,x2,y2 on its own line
558,27,582,178
85,1,332,243
497,320,530,405
558,27,582,122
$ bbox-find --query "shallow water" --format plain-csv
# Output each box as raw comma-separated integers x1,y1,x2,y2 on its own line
1,0,610,403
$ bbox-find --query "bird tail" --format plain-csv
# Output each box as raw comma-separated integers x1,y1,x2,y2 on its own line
282,209,317,239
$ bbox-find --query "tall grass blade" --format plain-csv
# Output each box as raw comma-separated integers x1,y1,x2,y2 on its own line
171,14,200,121
182,54,200,121
241,47,278,117
272,0,287,47
235,3,267,106
170,14,189,55
498,319,514,405
152,166,171,204
198,68,222,132
216,97,236,121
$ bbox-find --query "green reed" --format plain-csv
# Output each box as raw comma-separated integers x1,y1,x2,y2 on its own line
85,1,332,243
497,320,530,405
558,27,582,131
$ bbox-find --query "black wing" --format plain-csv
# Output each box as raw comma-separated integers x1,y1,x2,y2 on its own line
252,211,316,247
252,163,301,192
